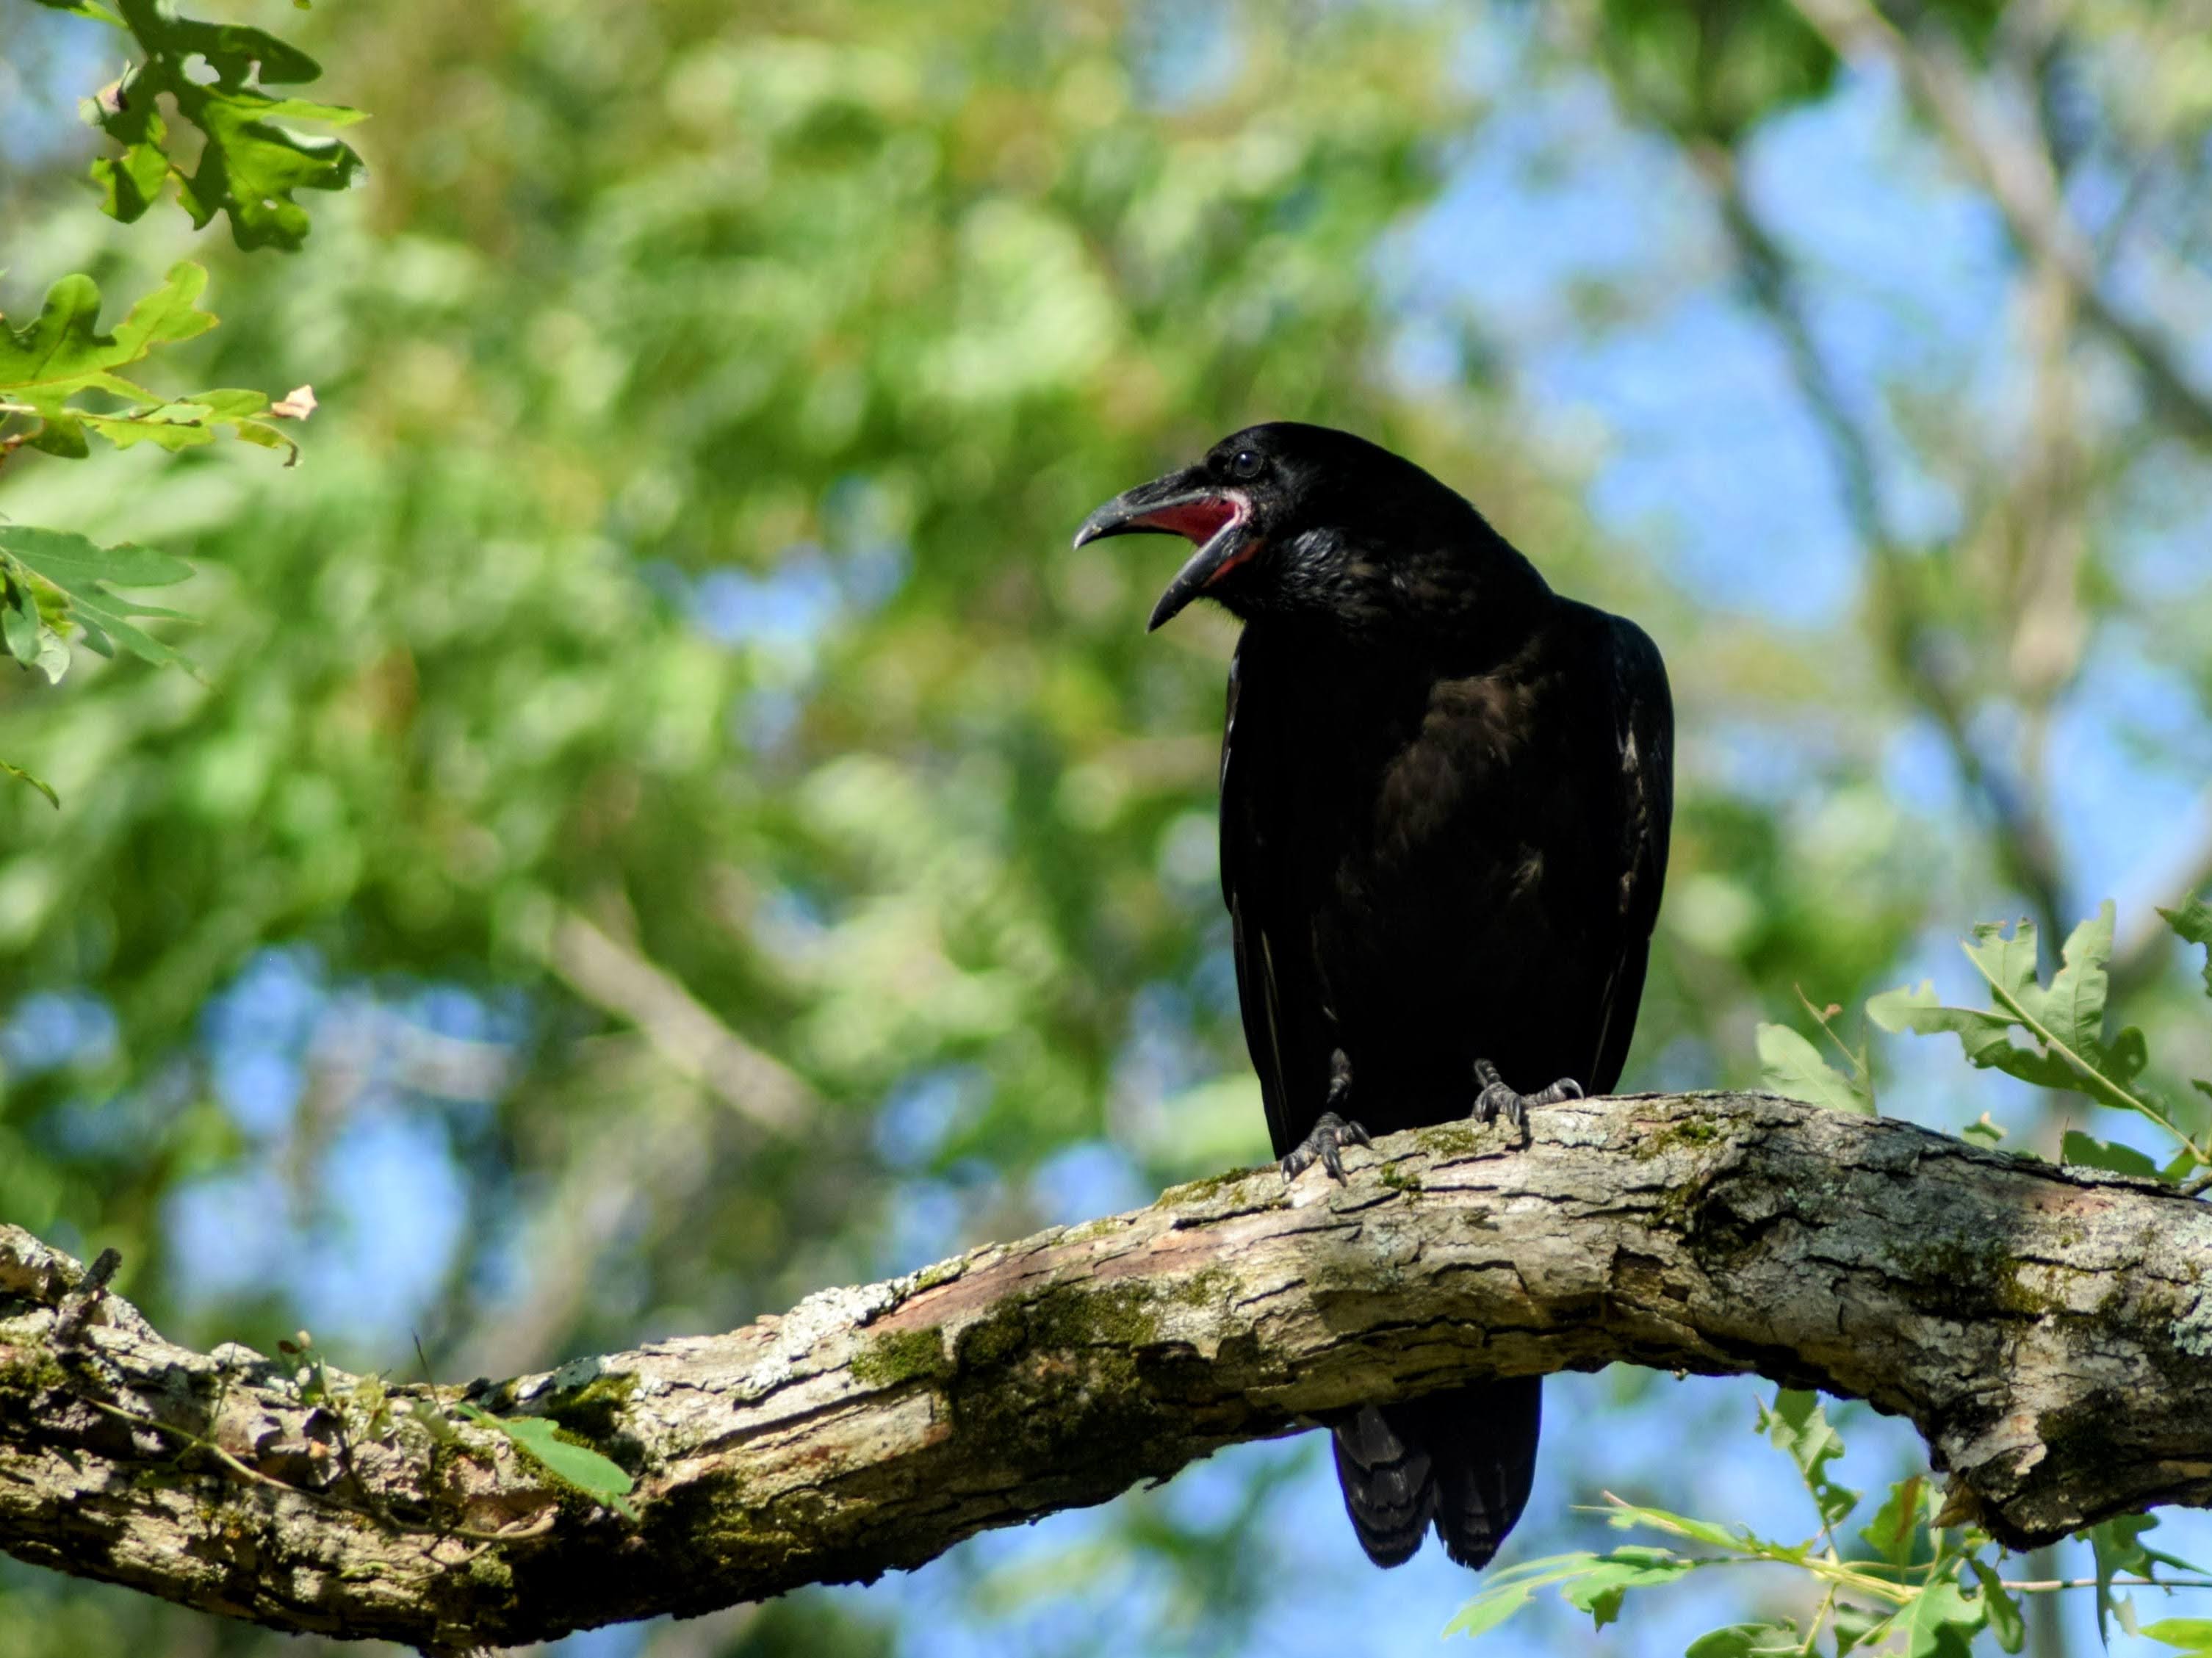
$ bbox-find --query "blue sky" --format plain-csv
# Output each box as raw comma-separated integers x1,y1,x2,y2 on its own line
9,6,2212,1656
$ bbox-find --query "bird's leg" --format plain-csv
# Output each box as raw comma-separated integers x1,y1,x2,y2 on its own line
1471,1058,1582,1129
1280,1049,1372,1183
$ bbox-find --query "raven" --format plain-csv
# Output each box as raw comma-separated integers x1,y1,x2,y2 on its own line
1076,422,1672,1571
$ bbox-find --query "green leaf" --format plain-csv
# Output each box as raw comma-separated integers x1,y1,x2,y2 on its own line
1860,1476,1928,1568
1891,1579,1986,1658
24,414,88,458
1757,1023,1873,1115
227,418,300,463
32,629,71,685
1446,1585,1527,1640
455,1403,638,1521
2141,1620,2212,1653
1447,1547,1703,1640
1870,909,2175,1138
1963,918,2045,1012
0,525,195,671
57,0,367,250
1962,915,2150,1101
2161,898,2212,1001
179,387,276,422
0,530,191,591
2089,1513,2160,1642
1559,1547,1694,1629
1685,1623,1801,1658
1969,1558,2025,1654
2042,904,2116,1058
2061,1131,2164,1181
0,757,59,807
1600,1499,1749,1551
93,119,171,220
1758,1388,1859,1528
1867,979,2078,1090
27,3,125,24
1445,1579,1535,1640
1833,1601,1890,1658
3,581,43,664
0,265,300,463
0,264,213,415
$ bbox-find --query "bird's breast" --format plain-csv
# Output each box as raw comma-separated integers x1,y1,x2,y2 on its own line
1299,668,1604,1045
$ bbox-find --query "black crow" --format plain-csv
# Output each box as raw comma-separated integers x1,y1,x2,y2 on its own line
1076,422,1673,1570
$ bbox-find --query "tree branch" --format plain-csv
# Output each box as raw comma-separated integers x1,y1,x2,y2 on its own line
537,904,821,1137
1788,0,2212,451
1696,140,2073,947
6,1092,2212,1649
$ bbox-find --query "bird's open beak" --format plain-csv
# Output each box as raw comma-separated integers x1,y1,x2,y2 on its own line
1073,466,1257,631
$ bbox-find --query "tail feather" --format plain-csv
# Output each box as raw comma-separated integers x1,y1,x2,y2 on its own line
1329,1377,1541,1571
1329,1402,1438,1567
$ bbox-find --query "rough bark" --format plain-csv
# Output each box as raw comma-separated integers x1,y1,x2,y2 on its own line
4,1091,2211,1650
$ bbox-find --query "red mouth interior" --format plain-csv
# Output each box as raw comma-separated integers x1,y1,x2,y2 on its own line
1131,496,1242,544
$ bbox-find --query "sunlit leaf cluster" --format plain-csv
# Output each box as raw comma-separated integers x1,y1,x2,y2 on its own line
1760,897,2212,1186
30,0,364,250
1454,1388,2212,1658
2,9,326,803
0,262,303,465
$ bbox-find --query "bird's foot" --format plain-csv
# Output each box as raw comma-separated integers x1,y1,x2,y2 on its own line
1471,1058,1582,1129
1281,1111,1372,1183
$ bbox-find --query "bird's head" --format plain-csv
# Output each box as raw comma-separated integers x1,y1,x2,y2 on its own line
1073,422,1525,633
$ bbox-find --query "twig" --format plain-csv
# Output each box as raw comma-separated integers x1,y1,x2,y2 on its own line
2001,1575,2212,1593
52,1247,122,1345
1795,984,1871,1084
76,1392,555,1549
539,904,816,1136
1696,143,2072,945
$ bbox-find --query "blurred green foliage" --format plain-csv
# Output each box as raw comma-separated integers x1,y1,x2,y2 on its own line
4,0,2212,1653
1455,1389,2212,1658
0,0,1557,1328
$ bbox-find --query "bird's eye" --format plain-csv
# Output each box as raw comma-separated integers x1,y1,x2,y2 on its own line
1229,449,1264,480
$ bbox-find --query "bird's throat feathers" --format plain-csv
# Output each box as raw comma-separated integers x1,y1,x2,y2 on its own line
1246,518,1552,649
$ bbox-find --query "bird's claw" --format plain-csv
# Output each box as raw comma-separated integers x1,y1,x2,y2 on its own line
1471,1060,1582,1128
1281,1111,1372,1183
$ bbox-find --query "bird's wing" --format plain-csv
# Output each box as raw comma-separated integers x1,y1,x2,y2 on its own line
1586,613,1674,1095
1220,632,1332,1159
